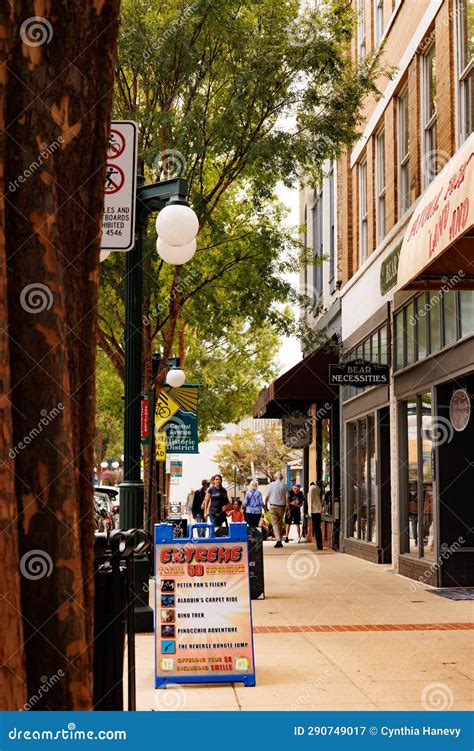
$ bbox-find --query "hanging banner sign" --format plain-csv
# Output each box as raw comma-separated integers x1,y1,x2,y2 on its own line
101,121,138,251
329,359,389,387
282,411,311,448
141,393,150,444
157,384,200,454
154,523,256,687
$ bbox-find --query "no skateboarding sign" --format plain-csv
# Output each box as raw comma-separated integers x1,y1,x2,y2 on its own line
101,121,137,251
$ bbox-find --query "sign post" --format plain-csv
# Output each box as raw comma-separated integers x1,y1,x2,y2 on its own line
154,523,256,687
101,121,138,252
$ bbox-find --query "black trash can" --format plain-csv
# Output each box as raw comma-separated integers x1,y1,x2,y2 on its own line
93,533,127,710
247,526,265,600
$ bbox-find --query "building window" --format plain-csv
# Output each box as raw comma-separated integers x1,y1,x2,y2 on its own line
328,163,335,288
358,0,366,59
422,43,437,187
376,128,386,244
359,159,368,262
400,393,434,560
393,290,474,370
312,189,323,299
302,206,308,321
374,0,384,45
398,88,410,216
456,0,474,142
347,415,377,543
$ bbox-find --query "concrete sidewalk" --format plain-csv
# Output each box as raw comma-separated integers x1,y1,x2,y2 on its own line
133,542,474,711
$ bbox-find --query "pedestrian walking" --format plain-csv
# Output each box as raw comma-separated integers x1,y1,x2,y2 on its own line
243,479,265,527
308,481,323,550
185,488,195,520
264,471,289,548
284,483,304,543
192,479,209,526
204,474,231,528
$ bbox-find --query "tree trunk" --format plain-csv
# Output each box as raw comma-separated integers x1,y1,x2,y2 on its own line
1,1,120,709
0,4,27,710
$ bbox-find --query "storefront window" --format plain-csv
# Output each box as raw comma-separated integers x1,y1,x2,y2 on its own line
420,393,434,560
417,294,427,358
429,292,441,352
371,331,379,363
401,393,435,559
347,416,377,544
368,415,377,543
349,422,358,537
358,420,367,540
443,291,457,346
460,291,474,336
406,302,415,364
394,310,404,370
379,325,388,364
406,399,419,555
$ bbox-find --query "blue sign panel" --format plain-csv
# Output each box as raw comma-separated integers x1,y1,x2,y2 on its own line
154,523,256,688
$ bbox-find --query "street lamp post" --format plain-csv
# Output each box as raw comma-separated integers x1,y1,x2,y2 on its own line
119,177,198,632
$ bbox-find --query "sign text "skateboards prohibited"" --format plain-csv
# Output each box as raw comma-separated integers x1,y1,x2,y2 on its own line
101,121,137,251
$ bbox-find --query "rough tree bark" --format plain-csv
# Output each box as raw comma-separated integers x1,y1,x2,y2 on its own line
0,4,26,711
0,1,120,709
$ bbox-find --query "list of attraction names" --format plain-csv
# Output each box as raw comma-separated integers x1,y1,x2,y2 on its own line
156,541,254,679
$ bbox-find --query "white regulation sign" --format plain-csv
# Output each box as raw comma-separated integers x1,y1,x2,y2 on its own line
101,121,138,251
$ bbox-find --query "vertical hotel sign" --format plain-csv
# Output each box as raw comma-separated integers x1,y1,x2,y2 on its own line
154,523,256,687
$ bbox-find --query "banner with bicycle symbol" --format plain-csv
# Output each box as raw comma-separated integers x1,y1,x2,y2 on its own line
155,384,199,454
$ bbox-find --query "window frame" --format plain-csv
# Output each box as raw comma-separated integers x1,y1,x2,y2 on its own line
374,0,384,46
456,0,474,143
328,163,335,289
375,127,386,244
312,187,323,300
397,86,410,217
358,0,366,60
359,158,368,263
421,42,438,188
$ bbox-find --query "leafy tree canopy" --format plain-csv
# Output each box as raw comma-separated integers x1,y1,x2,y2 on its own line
214,425,300,483
98,0,385,431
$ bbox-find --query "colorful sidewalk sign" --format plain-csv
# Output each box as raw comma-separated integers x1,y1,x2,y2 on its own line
101,121,138,251
154,523,256,687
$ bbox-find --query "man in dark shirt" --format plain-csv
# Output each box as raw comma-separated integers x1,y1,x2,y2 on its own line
192,479,209,524
204,474,231,528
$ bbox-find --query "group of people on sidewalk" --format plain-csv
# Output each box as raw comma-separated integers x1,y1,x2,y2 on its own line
185,472,324,550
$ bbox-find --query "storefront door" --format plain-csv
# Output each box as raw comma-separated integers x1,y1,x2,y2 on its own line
436,376,474,586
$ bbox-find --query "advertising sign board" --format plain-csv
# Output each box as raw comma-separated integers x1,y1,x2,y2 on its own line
154,523,256,687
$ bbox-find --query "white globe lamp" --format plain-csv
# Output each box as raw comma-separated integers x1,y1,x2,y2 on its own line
156,237,196,265
100,461,108,469
166,368,186,388
155,204,199,247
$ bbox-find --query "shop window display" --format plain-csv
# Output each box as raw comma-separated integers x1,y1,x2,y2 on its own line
401,393,435,559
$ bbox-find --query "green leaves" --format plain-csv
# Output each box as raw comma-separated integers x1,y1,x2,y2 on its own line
99,0,385,435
